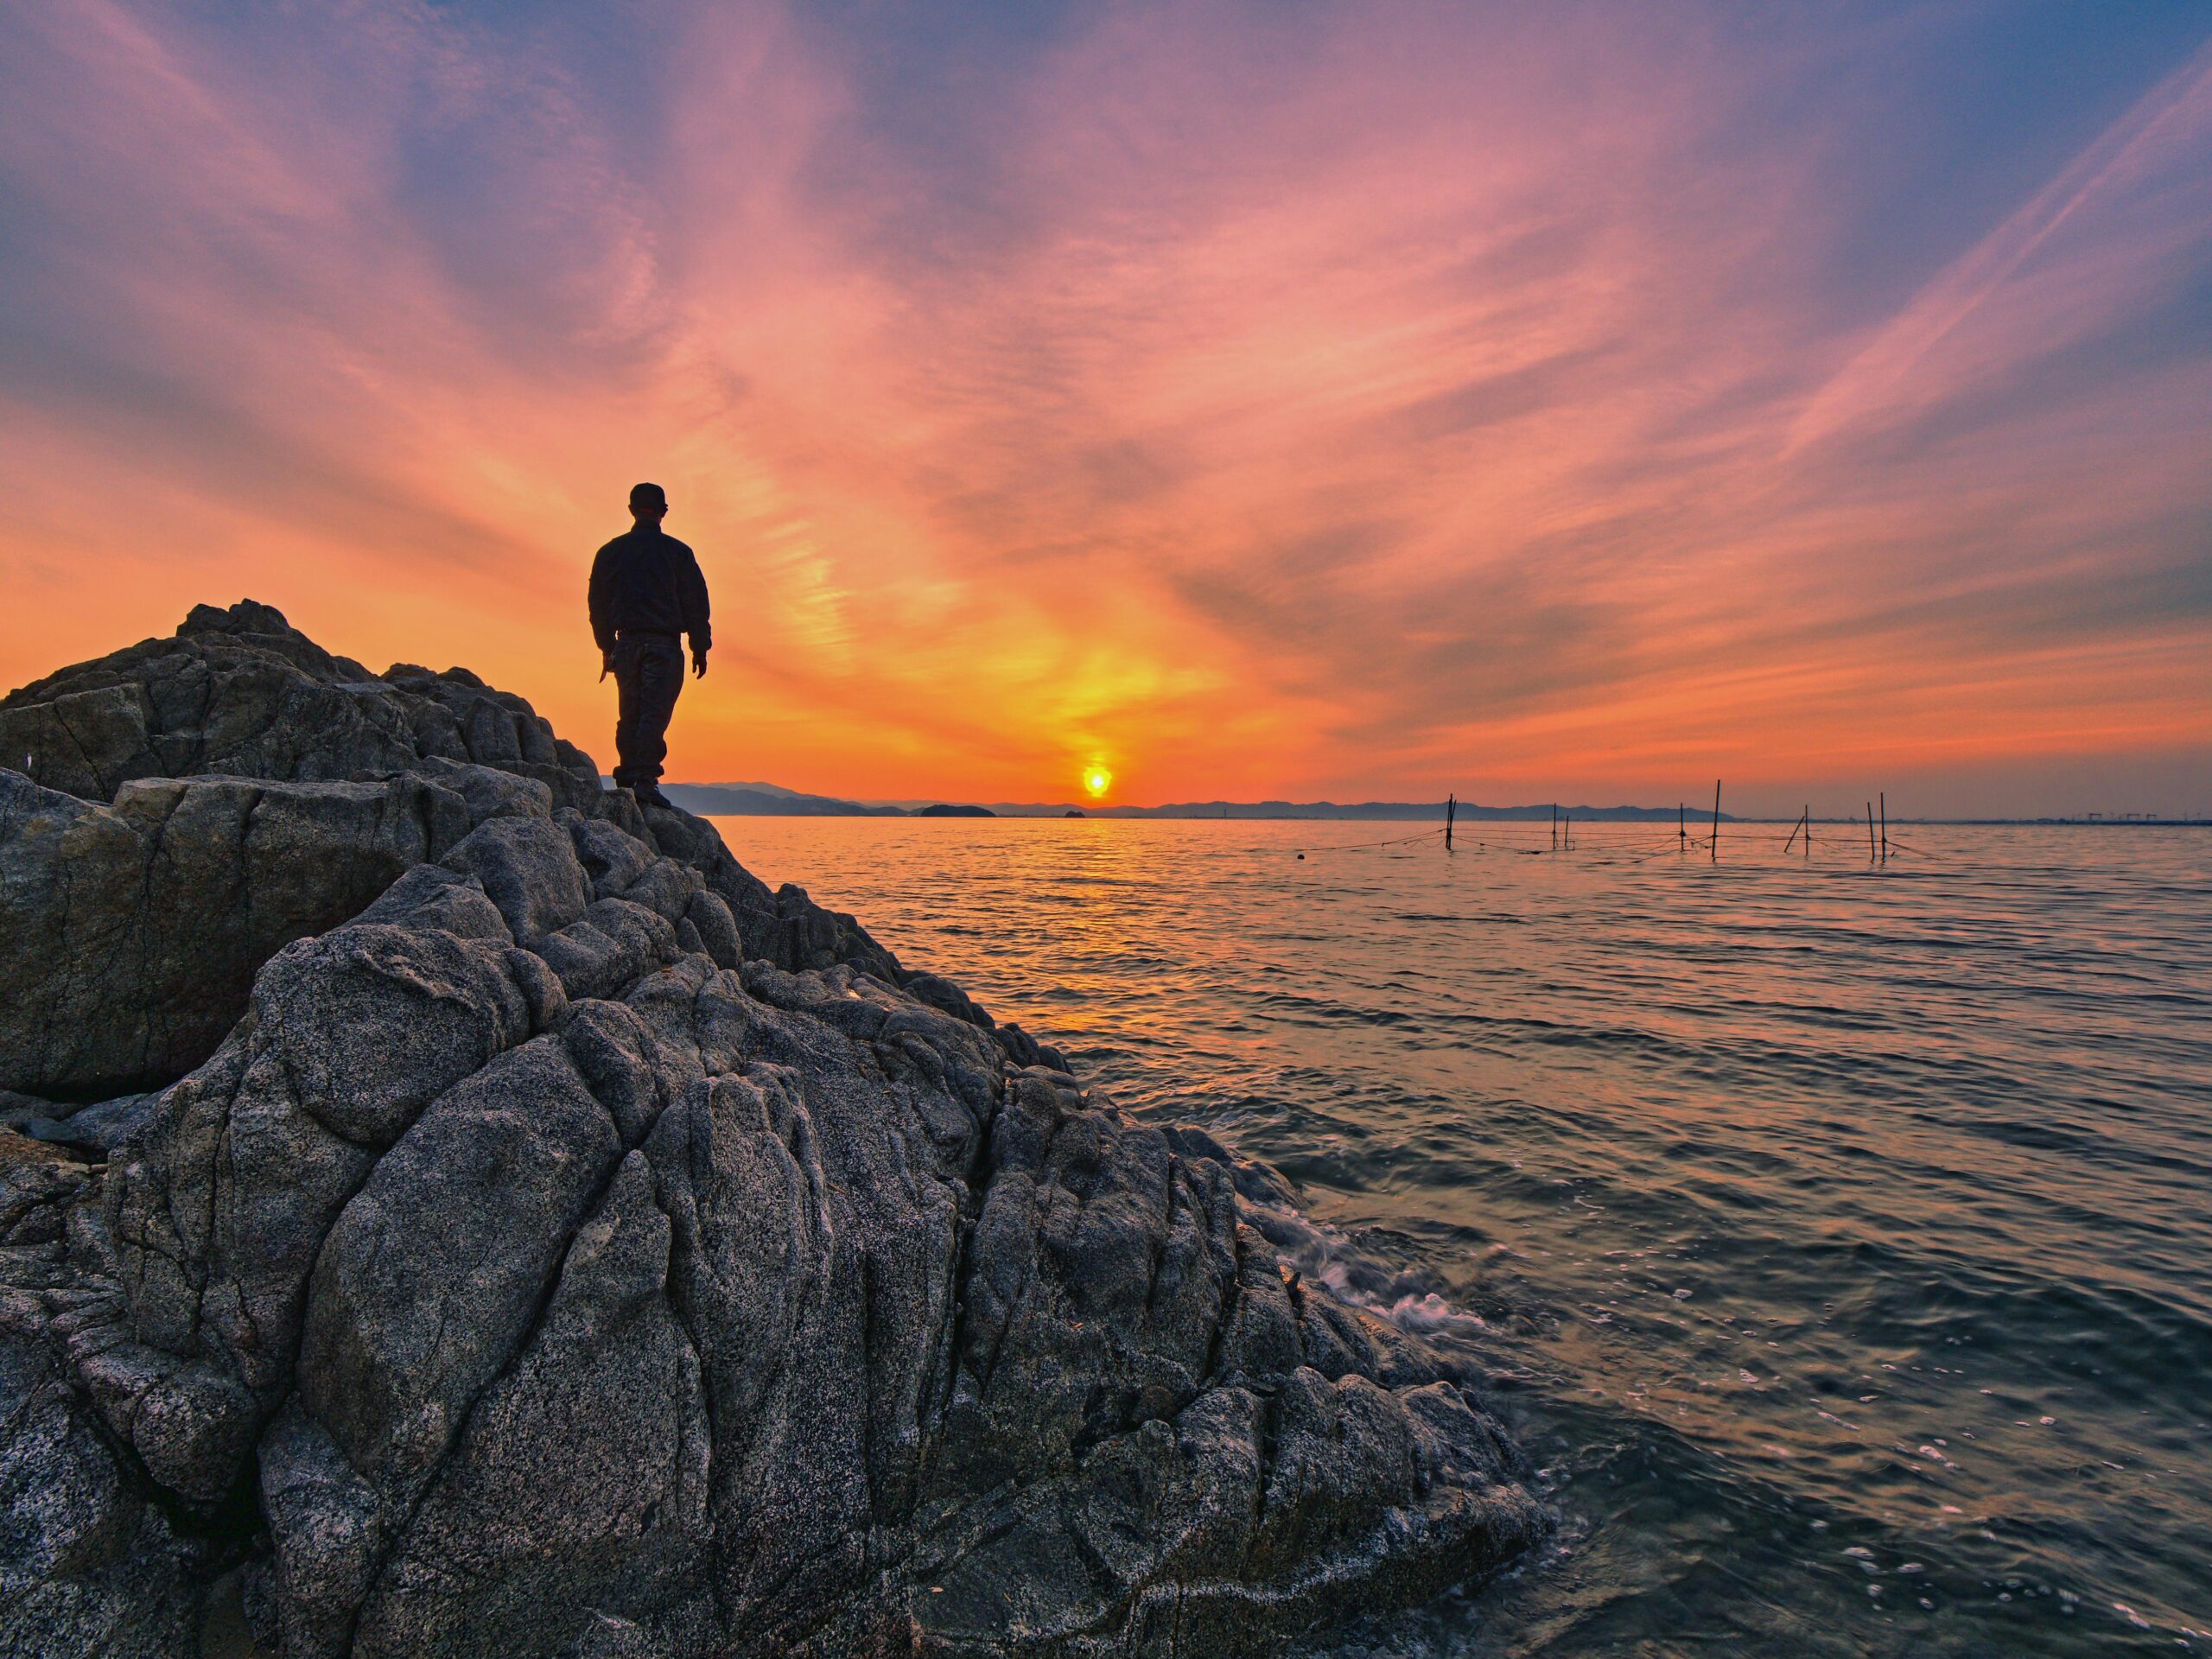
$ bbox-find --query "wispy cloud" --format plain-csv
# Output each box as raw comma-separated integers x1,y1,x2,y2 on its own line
1789,33,2212,452
0,0,2206,815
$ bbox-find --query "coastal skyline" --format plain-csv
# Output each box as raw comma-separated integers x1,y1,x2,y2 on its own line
3,3,2209,818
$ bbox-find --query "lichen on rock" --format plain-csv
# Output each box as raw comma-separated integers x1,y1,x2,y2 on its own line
0,601,1547,1658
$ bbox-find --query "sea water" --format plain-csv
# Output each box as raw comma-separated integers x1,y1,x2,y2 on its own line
710,817,2212,1656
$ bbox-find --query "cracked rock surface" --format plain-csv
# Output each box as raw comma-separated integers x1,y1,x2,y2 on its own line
0,602,1545,1658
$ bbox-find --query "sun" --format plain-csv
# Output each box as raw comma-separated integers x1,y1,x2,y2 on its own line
1084,766,1112,798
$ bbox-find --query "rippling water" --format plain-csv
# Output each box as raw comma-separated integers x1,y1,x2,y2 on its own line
713,816,2212,1656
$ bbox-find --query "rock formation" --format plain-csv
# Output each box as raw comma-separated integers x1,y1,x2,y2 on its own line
0,602,1545,1658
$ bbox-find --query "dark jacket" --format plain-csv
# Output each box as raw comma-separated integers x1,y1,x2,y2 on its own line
588,528,711,653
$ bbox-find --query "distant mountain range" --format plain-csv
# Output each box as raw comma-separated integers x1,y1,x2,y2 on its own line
978,799,1726,822
661,782,1727,823
659,781,908,817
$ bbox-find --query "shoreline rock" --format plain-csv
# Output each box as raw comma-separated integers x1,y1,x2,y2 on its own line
0,601,1546,1657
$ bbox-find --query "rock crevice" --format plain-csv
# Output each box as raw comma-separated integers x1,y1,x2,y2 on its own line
1,601,1545,1658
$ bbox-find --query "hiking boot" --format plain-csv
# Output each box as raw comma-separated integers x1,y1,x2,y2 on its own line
632,785,675,811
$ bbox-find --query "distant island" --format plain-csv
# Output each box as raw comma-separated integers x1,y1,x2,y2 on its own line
977,799,1726,822
658,783,2209,826
661,782,1732,821
656,781,906,817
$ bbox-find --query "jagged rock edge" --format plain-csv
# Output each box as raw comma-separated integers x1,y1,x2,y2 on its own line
0,601,1548,1658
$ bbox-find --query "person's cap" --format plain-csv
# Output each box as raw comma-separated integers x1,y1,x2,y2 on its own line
629,481,667,508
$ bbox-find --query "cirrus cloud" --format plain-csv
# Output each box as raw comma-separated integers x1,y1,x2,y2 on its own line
1,0,2207,817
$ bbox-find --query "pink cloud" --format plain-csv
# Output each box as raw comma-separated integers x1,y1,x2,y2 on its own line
0,1,2206,816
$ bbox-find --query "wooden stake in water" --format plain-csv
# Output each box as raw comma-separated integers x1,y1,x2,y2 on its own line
1880,791,1888,862
1711,779,1721,862
1784,806,1807,855
1679,802,1686,853
1446,792,1456,852
1805,804,1812,858
1866,803,1876,861
1552,802,1558,851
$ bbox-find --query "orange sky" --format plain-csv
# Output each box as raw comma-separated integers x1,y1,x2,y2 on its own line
3,3,2208,817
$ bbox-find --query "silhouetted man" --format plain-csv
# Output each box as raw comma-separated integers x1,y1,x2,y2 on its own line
588,482,710,810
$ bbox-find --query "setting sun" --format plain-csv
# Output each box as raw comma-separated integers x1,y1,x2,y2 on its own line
1084,767,1112,798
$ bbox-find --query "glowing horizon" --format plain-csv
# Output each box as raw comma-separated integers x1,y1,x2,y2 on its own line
3,3,2208,819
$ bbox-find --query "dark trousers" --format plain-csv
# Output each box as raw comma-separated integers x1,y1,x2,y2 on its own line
610,634,685,787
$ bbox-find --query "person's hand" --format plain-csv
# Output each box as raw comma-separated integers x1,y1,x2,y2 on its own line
691,651,709,681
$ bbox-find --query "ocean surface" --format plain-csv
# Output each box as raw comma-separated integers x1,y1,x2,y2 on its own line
711,816,2212,1656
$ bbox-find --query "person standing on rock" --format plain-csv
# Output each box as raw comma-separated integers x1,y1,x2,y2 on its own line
588,482,710,810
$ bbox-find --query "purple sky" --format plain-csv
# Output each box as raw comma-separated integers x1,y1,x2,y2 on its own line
3,2,2207,815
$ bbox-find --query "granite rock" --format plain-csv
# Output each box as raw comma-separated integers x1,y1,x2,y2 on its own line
0,605,1547,1657
0,768,479,1100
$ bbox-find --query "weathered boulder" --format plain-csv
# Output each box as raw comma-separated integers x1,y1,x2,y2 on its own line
0,601,601,813
0,605,1546,1658
0,769,480,1100
0,602,904,1111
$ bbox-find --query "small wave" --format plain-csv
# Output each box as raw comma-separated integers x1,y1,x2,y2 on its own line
727,816,2212,1657
1220,1165,1498,1351
1375,1287,1489,1335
